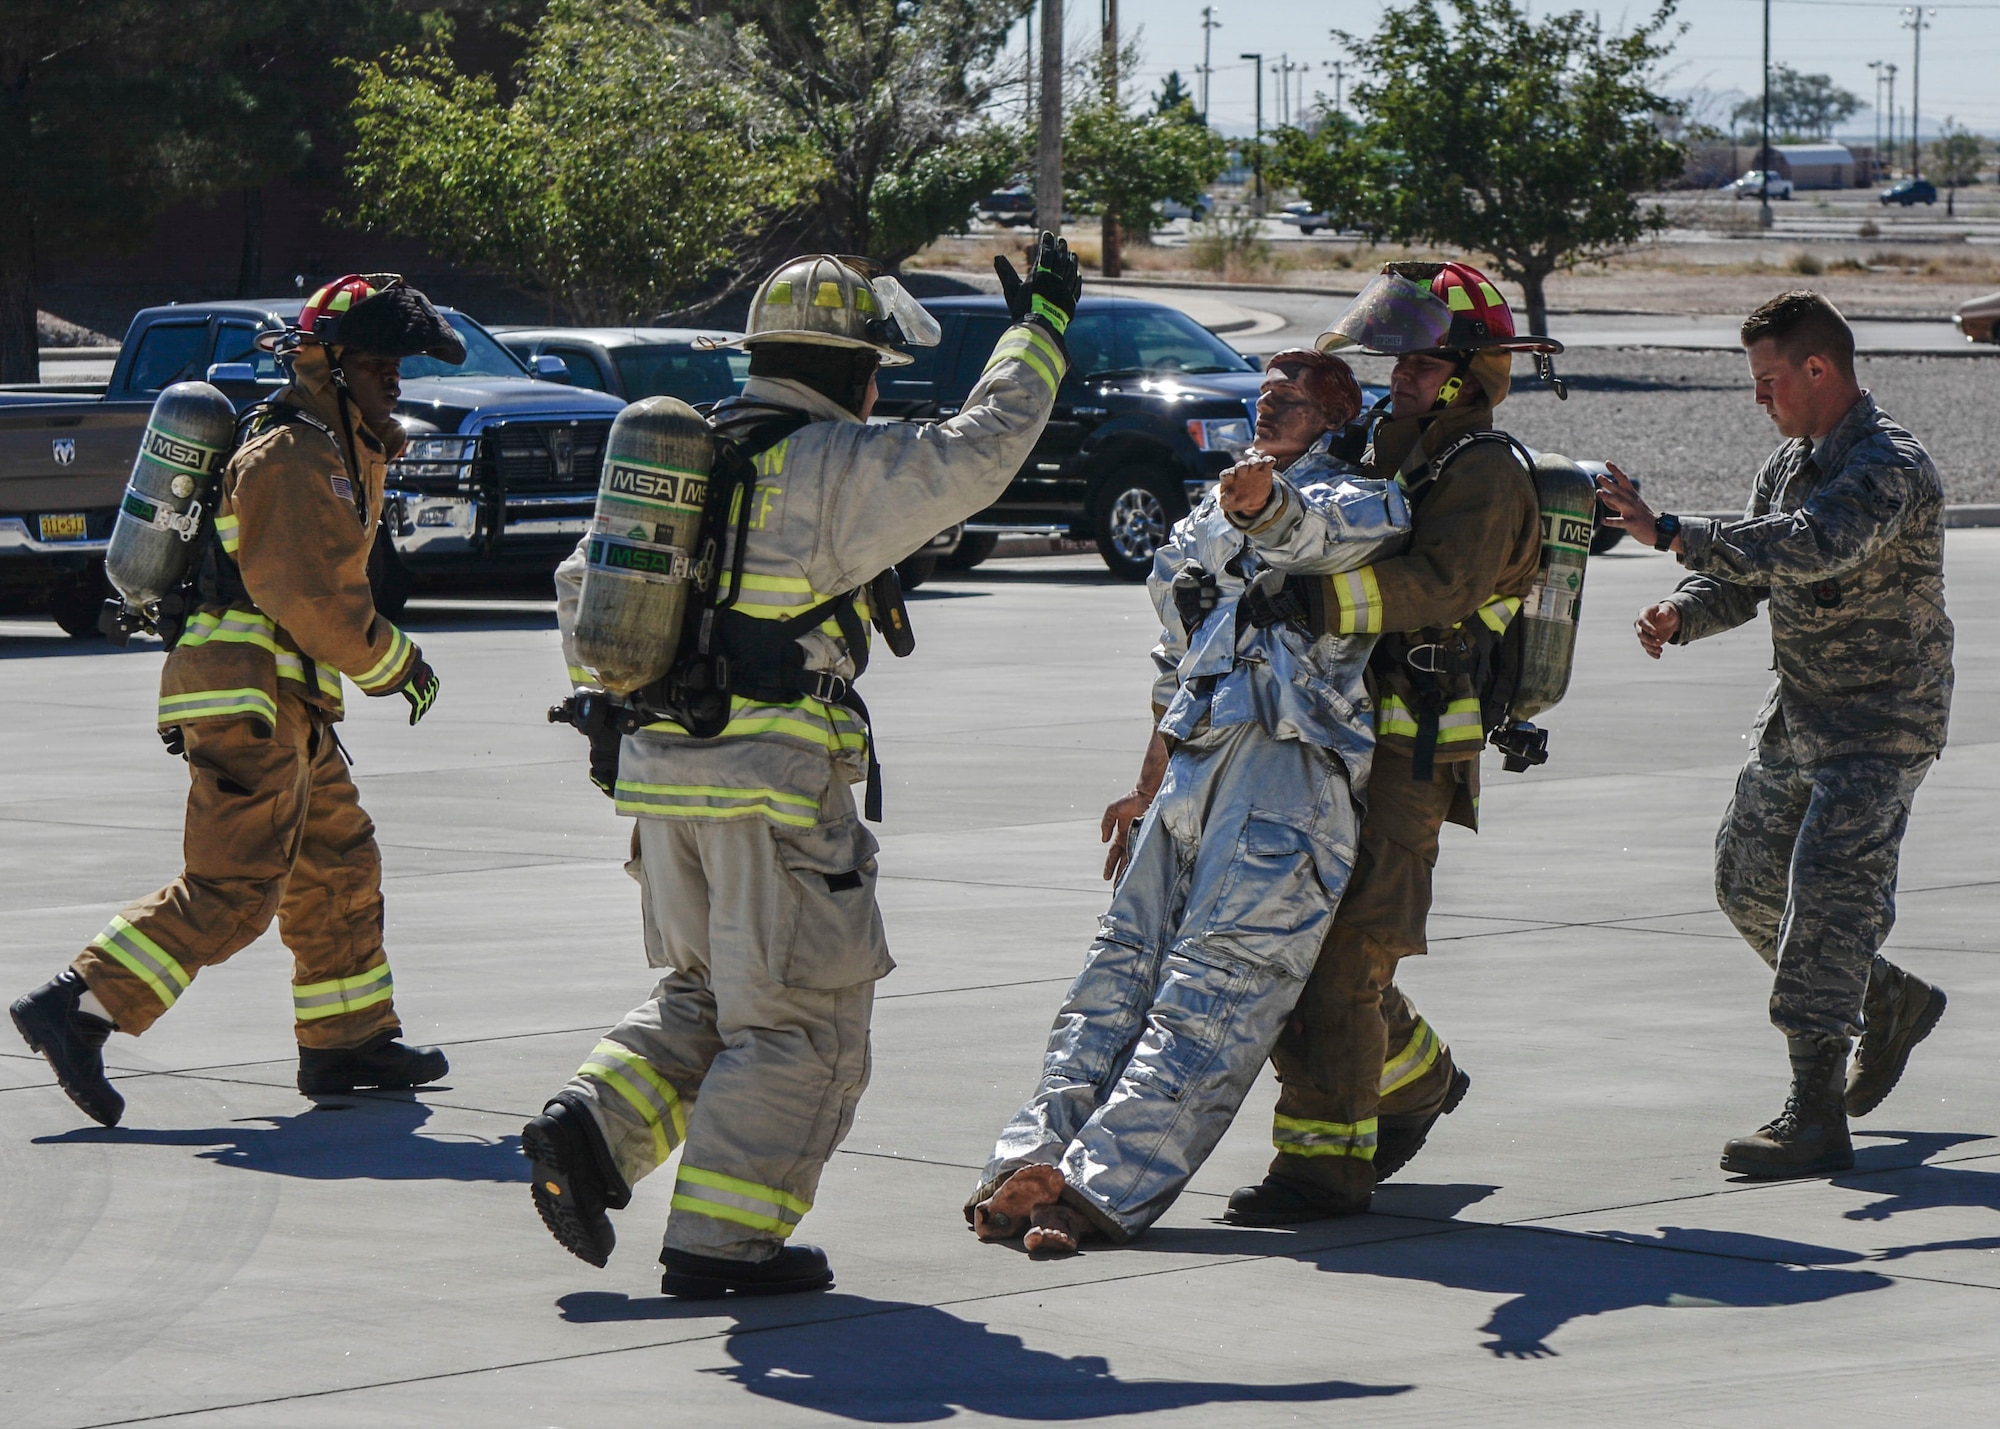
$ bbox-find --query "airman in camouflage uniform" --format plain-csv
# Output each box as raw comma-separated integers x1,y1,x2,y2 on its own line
1599,289,1953,1181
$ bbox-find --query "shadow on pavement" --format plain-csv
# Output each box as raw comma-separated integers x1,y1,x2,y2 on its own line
1304,1220,1893,1359
1839,1129,2000,1224
33,1093,525,1182
556,1291,1410,1421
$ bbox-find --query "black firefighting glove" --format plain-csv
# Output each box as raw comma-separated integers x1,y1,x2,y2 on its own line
994,230,1082,337
1171,562,1221,636
160,725,186,758
1239,569,1309,631
399,658,440,725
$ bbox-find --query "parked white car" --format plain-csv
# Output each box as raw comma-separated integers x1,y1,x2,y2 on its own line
1720,170,1793,200
1278,200,1333,234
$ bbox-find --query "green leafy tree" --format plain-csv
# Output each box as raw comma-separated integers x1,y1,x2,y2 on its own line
345,0,813,322
1930,119,1984,217
703,0,1024,265
1730,66,1862,142
1270,0,1685,334
1065,96,1228,243
1154,70,1194,115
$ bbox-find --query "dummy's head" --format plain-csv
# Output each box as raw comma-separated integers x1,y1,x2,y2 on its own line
1256,349,1363,464
749,342,881,418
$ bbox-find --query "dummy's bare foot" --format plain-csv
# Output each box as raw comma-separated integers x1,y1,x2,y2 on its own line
972,1164,1066,1241
1024,1203,1088,1257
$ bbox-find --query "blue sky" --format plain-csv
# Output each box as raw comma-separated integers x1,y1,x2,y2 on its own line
1003,0,2000,139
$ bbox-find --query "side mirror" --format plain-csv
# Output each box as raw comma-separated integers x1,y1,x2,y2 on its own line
534,353,572,383
206,362,259,385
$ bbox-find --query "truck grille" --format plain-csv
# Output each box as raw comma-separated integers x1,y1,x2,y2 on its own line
487,420,609,492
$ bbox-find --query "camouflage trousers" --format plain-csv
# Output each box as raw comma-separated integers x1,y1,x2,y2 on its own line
1716,727,1933,1042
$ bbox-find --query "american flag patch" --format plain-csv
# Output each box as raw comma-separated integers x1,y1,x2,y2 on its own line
329,476,354,501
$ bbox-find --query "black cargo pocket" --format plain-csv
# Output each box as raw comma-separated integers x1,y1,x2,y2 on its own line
770,816,895,990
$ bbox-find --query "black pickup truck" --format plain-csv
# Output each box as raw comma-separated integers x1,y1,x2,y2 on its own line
0,300,626,632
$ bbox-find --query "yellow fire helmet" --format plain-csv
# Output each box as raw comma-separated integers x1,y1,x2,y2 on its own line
728,254,941,367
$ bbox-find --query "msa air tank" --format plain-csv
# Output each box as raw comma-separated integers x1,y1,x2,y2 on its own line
572,396,715,696
1510,451,1595,721
104,382,238,611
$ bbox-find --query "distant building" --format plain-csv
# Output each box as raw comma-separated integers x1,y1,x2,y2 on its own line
1763,144,1858,190
1690,143,1869,190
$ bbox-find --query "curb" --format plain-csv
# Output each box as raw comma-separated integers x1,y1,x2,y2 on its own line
37,346,120,360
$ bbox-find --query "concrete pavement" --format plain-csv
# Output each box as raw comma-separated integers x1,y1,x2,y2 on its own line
3,533,1998,1426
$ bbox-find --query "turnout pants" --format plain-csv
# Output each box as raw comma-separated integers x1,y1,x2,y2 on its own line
975,722,1359,1241
1268,744,1469,1199
72,690,399,1050
562,774,886,1262
1716,718,1933,1042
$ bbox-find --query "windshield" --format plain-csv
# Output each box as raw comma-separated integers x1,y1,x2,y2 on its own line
1081,308,1257,378
612,345,748,405
400,314,529,380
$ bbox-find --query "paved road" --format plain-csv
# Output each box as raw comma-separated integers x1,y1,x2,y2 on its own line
3,532,1998,1425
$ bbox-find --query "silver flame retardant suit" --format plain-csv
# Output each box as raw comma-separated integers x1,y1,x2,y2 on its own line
971,438,1408,1240
554,323,1066,1261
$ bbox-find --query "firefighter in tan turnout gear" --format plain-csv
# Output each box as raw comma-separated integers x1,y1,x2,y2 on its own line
524,236,1081,1298
1228,262,1555,1223
10,275,457,1126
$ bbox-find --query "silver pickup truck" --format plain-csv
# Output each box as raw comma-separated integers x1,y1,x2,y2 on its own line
0,300,627,635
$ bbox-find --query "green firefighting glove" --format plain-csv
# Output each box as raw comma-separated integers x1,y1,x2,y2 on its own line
399,657,440,726
995,230,1082,337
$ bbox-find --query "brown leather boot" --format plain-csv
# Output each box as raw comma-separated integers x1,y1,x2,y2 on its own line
1847,964,1946,1117
1721,1036,1855,1179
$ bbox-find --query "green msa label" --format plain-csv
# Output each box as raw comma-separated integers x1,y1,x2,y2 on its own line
142,425,223,476
603,461,705,509
1542,512,1592,554
121,491,160,523
587,535,686,580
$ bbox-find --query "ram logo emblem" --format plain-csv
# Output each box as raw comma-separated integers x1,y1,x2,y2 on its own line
51,438,76,466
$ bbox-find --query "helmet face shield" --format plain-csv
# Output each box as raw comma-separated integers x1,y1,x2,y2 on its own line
868,277,942,351
1317,270,1455,356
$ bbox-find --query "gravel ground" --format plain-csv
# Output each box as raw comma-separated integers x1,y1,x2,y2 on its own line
1497,349,2000,510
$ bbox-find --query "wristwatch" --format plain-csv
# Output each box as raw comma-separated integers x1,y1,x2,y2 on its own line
1653,512,1682,552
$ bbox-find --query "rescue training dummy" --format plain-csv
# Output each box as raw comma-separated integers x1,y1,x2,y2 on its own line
1228,262,1559,1224
523,236,1081,1298
9,275,457,1126
967,348,1410,1255
1597,290,1952,1180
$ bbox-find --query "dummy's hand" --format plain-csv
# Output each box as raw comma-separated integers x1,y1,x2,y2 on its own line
994,230,1082,336
1219,452,1277,517
399,658,440,725
1634,602,1680,660
1594,463,1661,549
1100,791,1152,883
1171,563,1221,635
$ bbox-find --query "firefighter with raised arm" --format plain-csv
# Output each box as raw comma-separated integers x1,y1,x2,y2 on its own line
11,276,457,1125
523,236,1080,1298
1229,262,1558,1223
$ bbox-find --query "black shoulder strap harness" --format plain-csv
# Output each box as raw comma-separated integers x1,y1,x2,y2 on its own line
1384,429,1535,782
633,409,910,822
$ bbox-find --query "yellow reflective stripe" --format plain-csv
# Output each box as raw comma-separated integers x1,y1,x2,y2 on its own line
613,781,820,826
983,329,1059,397
1272,1113,1378,1160
671,1165,811,1235
90,915,191,1009
175,609,278,654
567,664,595,686
1020,323,1068,379
158,687,278,727
214,513,242,554
1476,594,1522,634
641,697,866,754
1446,284,1475,312
1331,566,1384,634
1381,1019,1442,1096
1375,696,1483,742
293,960,394,1021
355,623,412,693
579,1040,687,1164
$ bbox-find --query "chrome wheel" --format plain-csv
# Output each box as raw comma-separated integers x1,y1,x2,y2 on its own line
1106,485,1170,564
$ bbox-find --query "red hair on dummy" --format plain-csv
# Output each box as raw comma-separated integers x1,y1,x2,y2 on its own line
1261,348,1364,428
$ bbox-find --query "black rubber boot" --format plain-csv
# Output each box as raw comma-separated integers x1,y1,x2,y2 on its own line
296,1029,449,1095
1375,1065,1472,1183
522,1092,631,1268
1847,965,1946,1117
660,1244,834,1299
1721,1036,1855,1179
1224,1174,1371,1226
11,970,123,1127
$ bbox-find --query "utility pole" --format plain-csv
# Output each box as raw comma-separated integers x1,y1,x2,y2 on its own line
1240,52,1264,213
1324,59,1345,120
1037,0,1063,235
1901,7,1933,180
1025,7,1035,123
1883,63,1897,176
1759,0,1773,229
1198,6,1220,124
1866,59,1884,178
1101,0,1121,276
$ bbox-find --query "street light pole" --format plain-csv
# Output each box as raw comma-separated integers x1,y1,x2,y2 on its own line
1883,63,1897,175
1901,7,1934,181
1240,52,1264,213
1759,0,1773,230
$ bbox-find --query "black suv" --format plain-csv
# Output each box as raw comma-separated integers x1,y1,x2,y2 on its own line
882,296,1281,580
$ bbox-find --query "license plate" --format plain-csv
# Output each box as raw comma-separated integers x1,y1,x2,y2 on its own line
39,513,88,541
